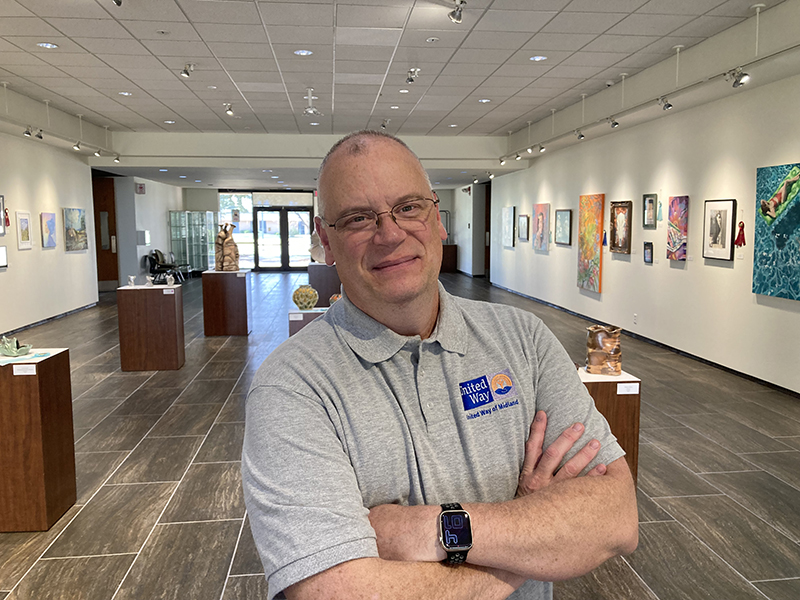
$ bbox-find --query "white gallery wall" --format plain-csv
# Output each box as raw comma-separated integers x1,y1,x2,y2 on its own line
490,72,800,394
453,184,486,277
133,178,183,278
0,130,97,335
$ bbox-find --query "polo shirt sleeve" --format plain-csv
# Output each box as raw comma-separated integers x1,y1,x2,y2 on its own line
529,319,626,473
242,383,379,600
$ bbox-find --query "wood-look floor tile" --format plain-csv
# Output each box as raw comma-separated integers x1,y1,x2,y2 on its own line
702,471,800,542
70,363,117,386
754,578,800,600
111,437,204,483
640,383,711,415
74,415,161,453
195,423,245,463
777,437,800,450
745,390,800,422
639,405,682,430
74,451,129,504
739,451,800,489
44,483,175,557
70,383,94,401
148,404,222,437
655,495,800,580
196,360,246,381
71,395,125,430
161,463,245,523
232,373,255,396
642,427,757,473
553,555,658,600
230,517,263,576
626,522,765,600
637,444,721,498
81,373,152,399
114,521,240,600
1,591,8,599
0,506,81,590
175,379,235,404
217,393,246,423
142,363,202,390
111,387,182,416
637,489,673,523
222,574,269,600
714,401,800,437
676,413,792,454
7,554,135,600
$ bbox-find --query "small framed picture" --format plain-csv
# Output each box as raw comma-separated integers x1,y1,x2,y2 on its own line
643,194,657,229
0,245,7,268
643,241,653,264
518,214,529,242
501,206,515,248
554,209,572,245
609,201,632,254
16,210,32,250
41,212,57,248
703,199,737,260
532,203,550,251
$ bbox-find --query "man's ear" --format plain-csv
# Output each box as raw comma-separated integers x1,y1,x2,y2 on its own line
315,217,336,266
433,196,447,242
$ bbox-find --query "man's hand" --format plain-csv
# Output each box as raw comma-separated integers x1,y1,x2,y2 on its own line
516,411,606,497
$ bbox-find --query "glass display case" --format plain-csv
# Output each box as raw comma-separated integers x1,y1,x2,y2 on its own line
169,211,188,266
170,211,217,274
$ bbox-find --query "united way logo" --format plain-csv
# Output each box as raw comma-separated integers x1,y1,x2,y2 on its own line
489,369,517,399
459,375,494,411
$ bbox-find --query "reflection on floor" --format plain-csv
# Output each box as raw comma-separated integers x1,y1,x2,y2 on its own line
1,272,800,600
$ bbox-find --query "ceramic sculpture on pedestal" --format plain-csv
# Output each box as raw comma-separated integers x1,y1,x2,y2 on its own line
145,276,154,287
585,325,622,376
166,274,175,286
0,335,32,357
215,223,240,271
293,285,319,310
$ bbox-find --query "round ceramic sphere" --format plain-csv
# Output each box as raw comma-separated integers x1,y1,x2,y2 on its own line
293,285,319,310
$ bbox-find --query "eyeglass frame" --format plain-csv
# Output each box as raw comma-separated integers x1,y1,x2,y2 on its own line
319,195,440,234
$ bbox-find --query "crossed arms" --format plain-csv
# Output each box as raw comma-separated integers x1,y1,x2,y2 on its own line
285,411,638,600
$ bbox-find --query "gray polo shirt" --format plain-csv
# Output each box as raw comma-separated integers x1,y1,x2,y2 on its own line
242,283,624,600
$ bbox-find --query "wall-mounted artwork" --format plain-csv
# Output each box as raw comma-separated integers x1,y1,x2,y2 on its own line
578,194,604,293
643,194,657,229
518,214,529,242
64,208,88,252
643,241,653,264
0,195,5,236
703,199,736,261
501,206,515,248
610,201,632,254
555,209,572,245
753,163,800,300
16,211,32,250
533,203,550,251
666,195,689,261
0,245,7,268
40,212,57,248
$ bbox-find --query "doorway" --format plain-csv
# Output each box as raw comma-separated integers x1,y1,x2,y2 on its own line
254,207,313,270
92,178,119,291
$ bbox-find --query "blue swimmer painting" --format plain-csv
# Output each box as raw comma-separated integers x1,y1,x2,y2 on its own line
753,162,800,300
41,212,56,248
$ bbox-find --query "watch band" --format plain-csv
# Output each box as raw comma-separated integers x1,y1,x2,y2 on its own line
440,503,469,566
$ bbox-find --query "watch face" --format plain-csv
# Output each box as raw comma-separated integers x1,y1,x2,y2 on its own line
440,510,472,551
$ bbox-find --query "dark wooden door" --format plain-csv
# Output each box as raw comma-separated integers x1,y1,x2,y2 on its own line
92,178,118,286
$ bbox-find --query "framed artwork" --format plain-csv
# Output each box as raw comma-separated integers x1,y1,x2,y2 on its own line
16,211,32,250
0,195,5,236
0,245,7,268
518,214,529,242
533,203,550,251
643,241,653,264
643,194,657,229
64,207,88,252
578,194,604,293
610,201,632,254
501,206,515,248
41,212,57,248
753,163,800,300
703,199,736,260
666,195,689,261
555,209,572,245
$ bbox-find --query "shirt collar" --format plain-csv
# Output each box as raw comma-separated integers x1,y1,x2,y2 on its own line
330,281,467,364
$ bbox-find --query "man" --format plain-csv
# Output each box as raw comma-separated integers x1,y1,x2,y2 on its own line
242,131,638,600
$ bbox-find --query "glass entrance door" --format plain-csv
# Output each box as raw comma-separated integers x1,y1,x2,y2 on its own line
255,207,312,270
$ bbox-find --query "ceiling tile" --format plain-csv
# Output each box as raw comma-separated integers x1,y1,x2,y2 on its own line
406,6,480,30
334,73,384,85
59,65,128,79
581,34,658,53
474,10,558,32
73,37,151,55
636,0,729,15
0,1,34,17
221,57,279,71
335,60,387,74
334,44,394,61
607,14,695,36
335,27,403,46
561,51,629,67
523,32,598,51
541,12,628,33
0,50,48,65
707,0,781,17
272,44,333,61
565,0,649,10
120,21,202,42
140,39,214,57
336,5,410,28
177,0,257,24
120,68,181,82
229,71,284,83
3,63,69,77
399,29,469,48
45,18,130,39
0,16,62,37
641,35,704,53
14,0,110,18
238,82,288,93
668,15,744,37
257,2,333,26
440,63,497,77
4,35,88,53
492,0,572,9
461,31,533,49
492,63,552,78
194,23,268,44
207,42,274,59
450,48,516,64
266,26,333,44
613,50,669,68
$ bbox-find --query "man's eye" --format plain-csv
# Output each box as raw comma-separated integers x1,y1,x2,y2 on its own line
342,213,372,227
396,202,423,215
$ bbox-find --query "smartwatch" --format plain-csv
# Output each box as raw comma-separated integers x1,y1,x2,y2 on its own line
438,503,473,565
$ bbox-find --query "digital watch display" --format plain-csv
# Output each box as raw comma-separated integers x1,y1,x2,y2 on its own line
438,503,473,565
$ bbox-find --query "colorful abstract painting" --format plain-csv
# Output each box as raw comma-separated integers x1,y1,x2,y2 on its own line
41,212,56,248
533,203,549,251
753,162,800,300
578,194,604,293
64,207,88,252
666,195,689,261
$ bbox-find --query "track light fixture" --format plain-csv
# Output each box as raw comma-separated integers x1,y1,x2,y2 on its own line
526,147,533,154
488,172,494,180
405,68,420,84
380,118,390,130
499,158,506,166
610,117,619,128
112,0,122,6
473,176,479,184
303,88,323,117
35,129,43,140
114,155,120,163
659,97,673,110
575,130,585,141
94,149,101,157
180,63,195,78
727,67,751,88
23,126,32,137
538,145,545,153
448,0,465,24
515,153,521,161
73,141,81,151
224,103,234,116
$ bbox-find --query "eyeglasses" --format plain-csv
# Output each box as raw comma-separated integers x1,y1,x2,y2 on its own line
321,197,439,237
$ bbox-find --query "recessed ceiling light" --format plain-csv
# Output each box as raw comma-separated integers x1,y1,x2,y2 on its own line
118,91,132,96
434,181,440,184
263,169,272,172
390,105,399,109
310,122,319,126
164,120,175,124
277,181,284,183
271,176,279,179
478,98,491,103
159,169,168,172
179,175,187,178
294,49,313,56
207,85,217,90
156,30,169,36
530,55,547,61
449,124,457,128
195,179,201,183
399,89,409,93
37,42,58,49
426,37,440,43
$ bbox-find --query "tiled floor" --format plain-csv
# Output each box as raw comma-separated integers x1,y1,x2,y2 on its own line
2,272,800,600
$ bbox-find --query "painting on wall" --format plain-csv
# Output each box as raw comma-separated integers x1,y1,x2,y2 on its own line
41,212,57,248
16,211,32,250
702,199,736,261
64,208,88,252
643,241,653,264
666,195,689,261
501,206,515,248
555,209,572,245
753,162,800,300
610,201,632,254
0,195,5,236
518,214,529,242
533,203,550,251
643,194,657,229
578,194,604,293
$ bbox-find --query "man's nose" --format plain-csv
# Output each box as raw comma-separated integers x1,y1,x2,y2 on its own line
372,210,406,244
